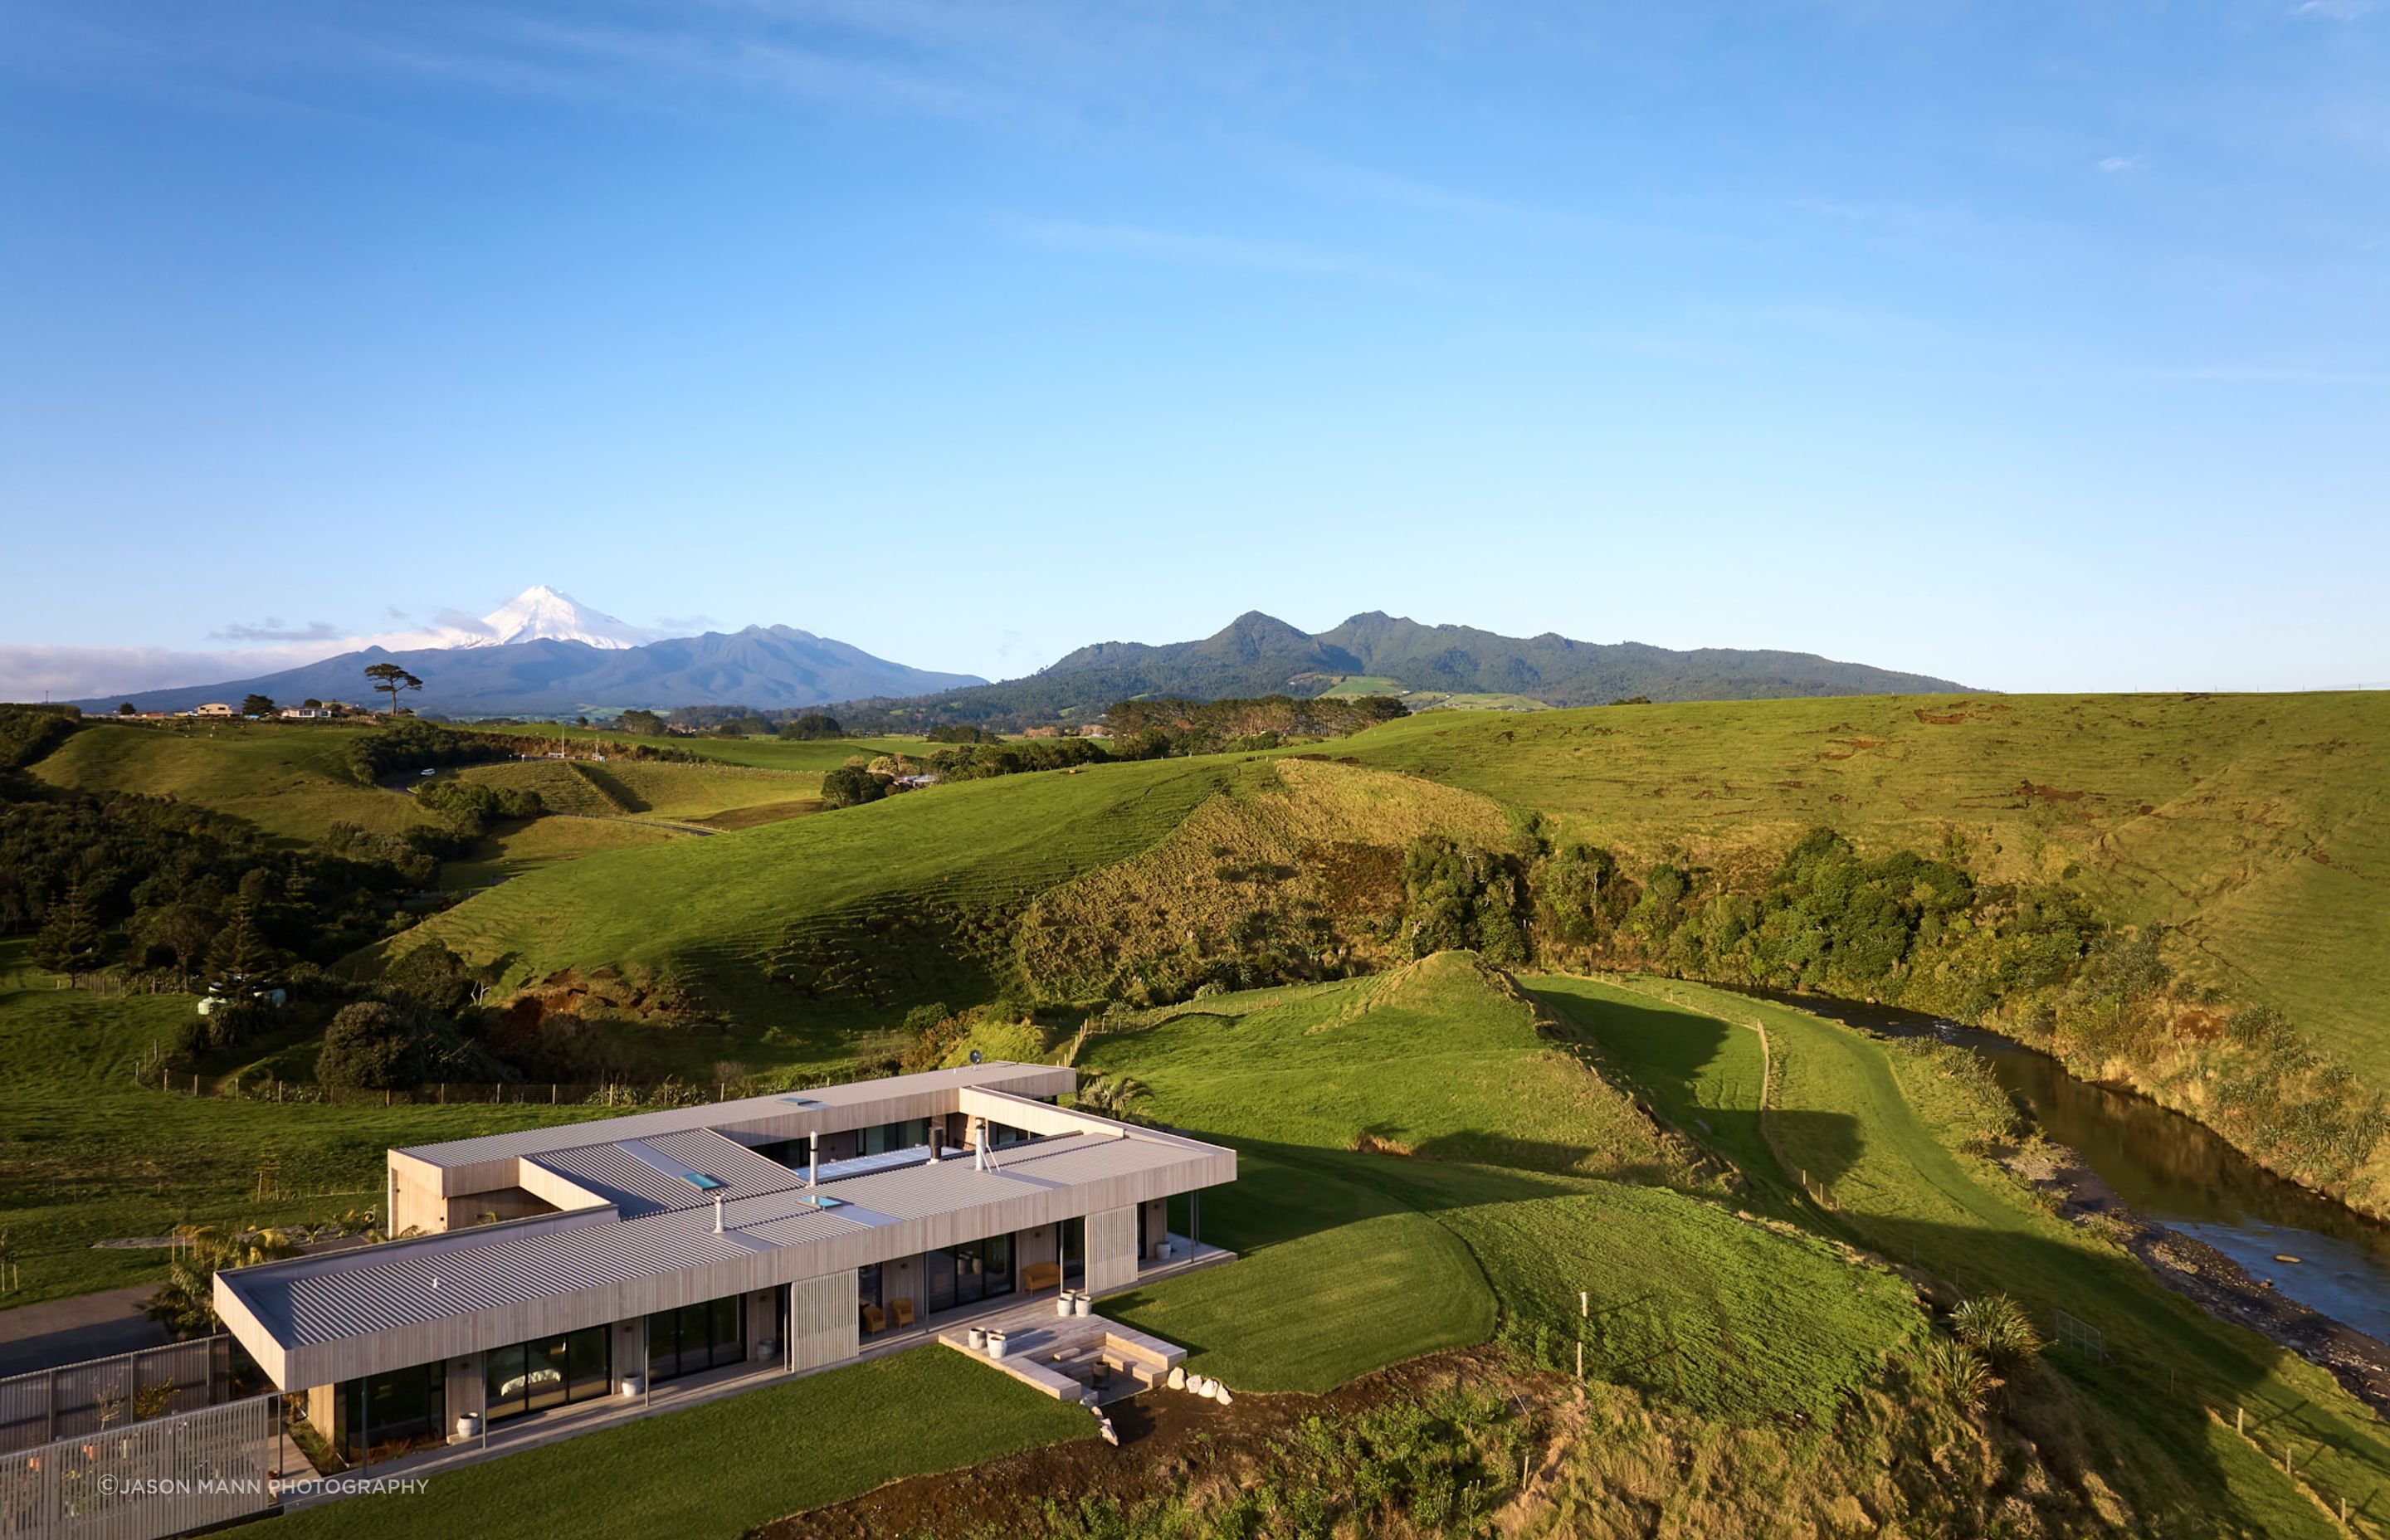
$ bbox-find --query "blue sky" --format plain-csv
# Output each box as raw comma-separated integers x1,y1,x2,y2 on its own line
2,0,2384,696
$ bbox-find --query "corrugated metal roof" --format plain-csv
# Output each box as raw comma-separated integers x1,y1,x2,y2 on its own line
531,1131,803,1217
275,1201,870,1345
995,1133,1195,1187
395,1061,1061,1168
232,1115,1227,1355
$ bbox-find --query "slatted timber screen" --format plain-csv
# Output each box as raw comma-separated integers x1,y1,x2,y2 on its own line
0,1392,279,1540
0,1338,232,1455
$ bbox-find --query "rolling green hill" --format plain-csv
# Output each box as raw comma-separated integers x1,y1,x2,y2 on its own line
388,754,1530,1062
1342,690,2390,1089
27,723,437,844
388,757,1247,1051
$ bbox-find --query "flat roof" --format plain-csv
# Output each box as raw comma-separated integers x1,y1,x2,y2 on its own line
395,1060,1062,1169
237,1129,1200,1348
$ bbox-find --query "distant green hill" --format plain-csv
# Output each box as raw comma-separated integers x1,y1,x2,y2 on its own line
832,610,1967,729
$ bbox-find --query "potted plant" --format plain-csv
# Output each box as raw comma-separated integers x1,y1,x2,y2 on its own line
967,1326,988,1351
1072,1292,1093,1317
985,1328,1010,1359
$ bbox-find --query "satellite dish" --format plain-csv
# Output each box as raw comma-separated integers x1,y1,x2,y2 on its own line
968,1049,983,1065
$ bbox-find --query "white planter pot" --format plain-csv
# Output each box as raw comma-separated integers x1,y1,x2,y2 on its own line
1056,1294,1075,1318
986,1330,1010,1360
967,1327,988,1350
1073,1294,1093,1317
618,1374,644,1398
454,1413,482,1439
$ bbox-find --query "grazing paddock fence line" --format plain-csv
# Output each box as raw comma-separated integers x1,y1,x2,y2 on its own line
0,1391,279,1540
0,1338,235,1456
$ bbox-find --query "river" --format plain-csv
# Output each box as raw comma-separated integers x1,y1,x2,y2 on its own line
1746,989,2390,1342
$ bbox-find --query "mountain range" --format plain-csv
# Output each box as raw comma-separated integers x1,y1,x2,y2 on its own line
79,587,985,715
71,590,1966,722
834,611,1969,729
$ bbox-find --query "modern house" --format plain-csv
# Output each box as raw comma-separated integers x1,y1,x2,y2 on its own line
192,702,237,718
213,1062,1234,1462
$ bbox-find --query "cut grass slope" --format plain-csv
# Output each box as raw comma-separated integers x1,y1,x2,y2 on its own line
28,723,434,844
1087,957,1920,1422
1537,974,2384,1538
1344,691,2390,1087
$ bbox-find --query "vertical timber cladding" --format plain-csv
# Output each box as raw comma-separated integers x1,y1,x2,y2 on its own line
789,1270,860,1372
1084,1206,1140,1294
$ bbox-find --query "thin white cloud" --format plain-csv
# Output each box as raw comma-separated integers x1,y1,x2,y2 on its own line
2290,0,2370,18
207,616,341,644
2097,155,2145,173
0,643,358,703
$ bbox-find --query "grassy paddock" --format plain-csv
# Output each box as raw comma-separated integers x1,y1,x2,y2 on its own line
0,948,617,1306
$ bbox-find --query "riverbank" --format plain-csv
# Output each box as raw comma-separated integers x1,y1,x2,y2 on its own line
2010,1138,2390,1419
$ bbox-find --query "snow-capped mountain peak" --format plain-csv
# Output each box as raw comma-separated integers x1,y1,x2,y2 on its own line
453,585,656,651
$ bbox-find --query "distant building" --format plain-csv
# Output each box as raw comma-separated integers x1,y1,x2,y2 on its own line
193,702,237,718
280,707,333,720
1076,724,1112,738
1021,725,1061,738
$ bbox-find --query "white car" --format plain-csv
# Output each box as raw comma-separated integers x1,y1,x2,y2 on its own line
419,768,437,777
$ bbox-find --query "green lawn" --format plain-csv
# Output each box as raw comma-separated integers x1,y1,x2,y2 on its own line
1102,1145,1491,1392
1093,954,1687,1181
1086,958,1919,1422
256,1348,1090,1540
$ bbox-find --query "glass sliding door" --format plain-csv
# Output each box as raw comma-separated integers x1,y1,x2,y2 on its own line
486,1326,609,1422
341,1362,446,1463
646,1293,748,1384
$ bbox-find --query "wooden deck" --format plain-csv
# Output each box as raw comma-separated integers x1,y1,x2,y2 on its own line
939,1298,1187,1405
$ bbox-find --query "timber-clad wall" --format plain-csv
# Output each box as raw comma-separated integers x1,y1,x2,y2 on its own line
1084,1206,1139,1294
789,1273,859,1372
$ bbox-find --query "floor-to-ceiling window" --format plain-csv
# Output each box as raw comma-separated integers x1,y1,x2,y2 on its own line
860,1118,932,1156
485,1324,611,1423
924,1233,1016,1313
646,1294,747,1383
338,1362,445,1463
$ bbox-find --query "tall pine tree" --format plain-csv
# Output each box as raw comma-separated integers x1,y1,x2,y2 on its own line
32,881,103,980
